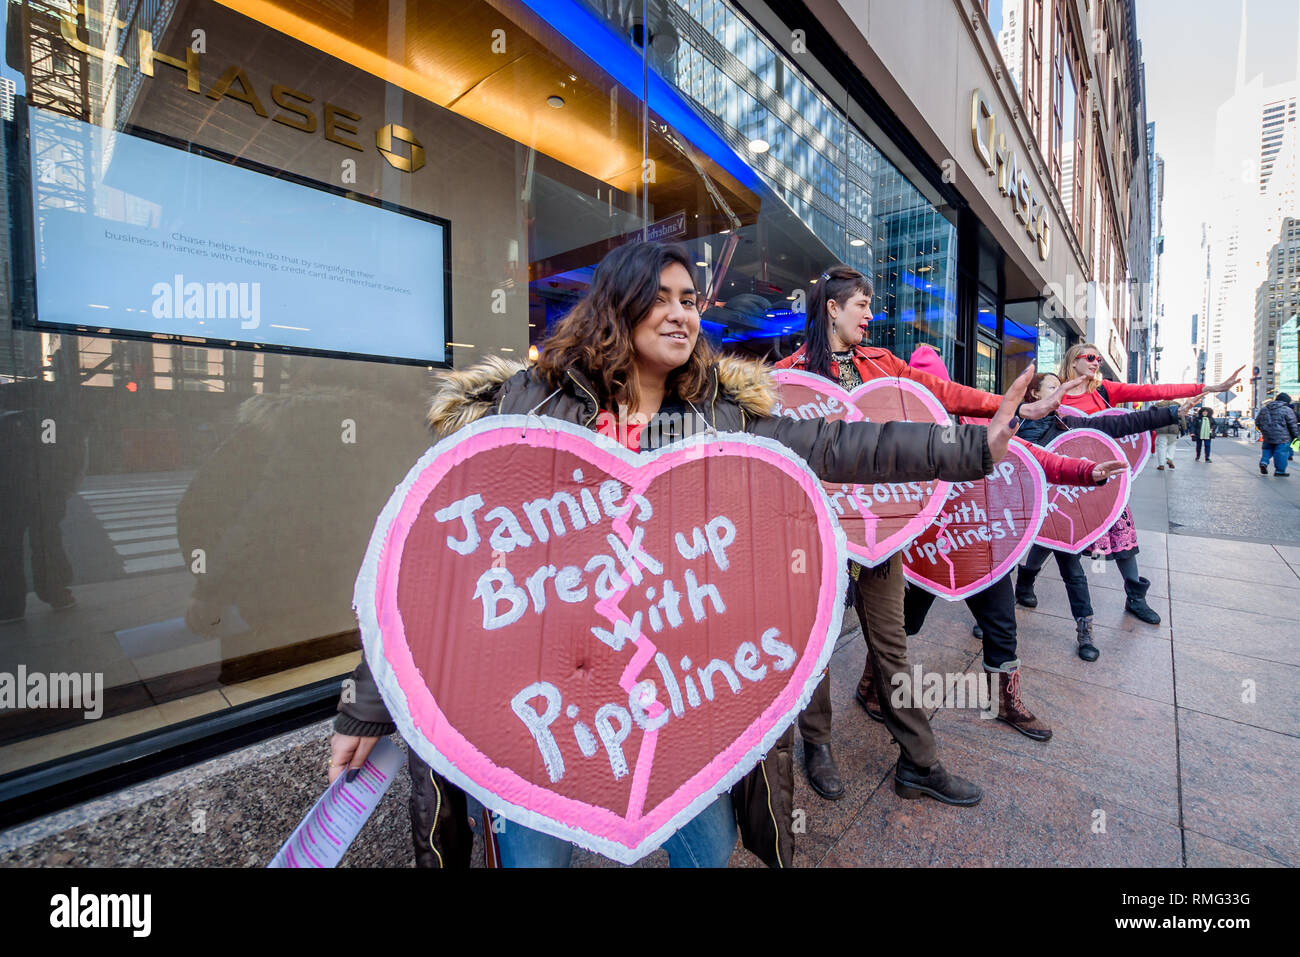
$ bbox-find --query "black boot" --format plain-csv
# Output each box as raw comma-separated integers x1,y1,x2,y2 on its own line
803,741,844,800
1075,616,1099,661
1014,565,1039,608
1124,576,1161,624
893,755,983,806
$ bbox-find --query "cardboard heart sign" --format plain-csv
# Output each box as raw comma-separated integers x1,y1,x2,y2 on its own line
1033,429,1132,553
1084,408,1152,477
354,415,846,864
901,440,1047,600
771,370,951,566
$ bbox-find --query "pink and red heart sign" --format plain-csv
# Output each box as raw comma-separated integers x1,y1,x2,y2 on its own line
901,435,1047,601
1033,429,1132,553
901,423,1133,597
771,371,952,567
1084,409,1152,477
354,416,847,864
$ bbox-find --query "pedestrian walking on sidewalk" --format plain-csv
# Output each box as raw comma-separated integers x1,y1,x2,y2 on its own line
1194,407,1214,462
1257,392,1299,476
1153,399,1180,470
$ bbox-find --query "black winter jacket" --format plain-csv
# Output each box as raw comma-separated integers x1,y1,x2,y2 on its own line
1257,399,1300,445
1014,404,1178,448
337,354,995,867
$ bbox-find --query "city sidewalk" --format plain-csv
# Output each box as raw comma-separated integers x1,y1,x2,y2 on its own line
730,432,1297,868
569,432,1298,867
3,434,1294,868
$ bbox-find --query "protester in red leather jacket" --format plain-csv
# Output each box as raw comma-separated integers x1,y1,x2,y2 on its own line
770,264,1119,803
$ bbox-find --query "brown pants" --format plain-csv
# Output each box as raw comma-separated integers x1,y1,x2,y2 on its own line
797,554,939,767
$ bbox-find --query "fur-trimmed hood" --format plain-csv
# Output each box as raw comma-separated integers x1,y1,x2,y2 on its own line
426,353,778,435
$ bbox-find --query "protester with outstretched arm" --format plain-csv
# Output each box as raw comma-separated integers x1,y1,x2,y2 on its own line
1014,375,1203,660
330,242,1028,868
1052,344,1244,623
775,268,1117,794
898,349,1126,738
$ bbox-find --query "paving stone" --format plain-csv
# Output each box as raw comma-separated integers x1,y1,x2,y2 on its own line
1013,615,1174,704
1168,571,1300,621
819,739,1183,867
931,667,1181,826
1183,830,1286,867
1169,600,1300,666
1178,709,1300,867
1172,644,1300,737
1166,549,1299,585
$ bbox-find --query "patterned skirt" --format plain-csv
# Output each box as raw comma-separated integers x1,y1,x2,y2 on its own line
1086,505,1140,561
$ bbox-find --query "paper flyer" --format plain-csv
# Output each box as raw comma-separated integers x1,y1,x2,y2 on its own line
268,737,404,868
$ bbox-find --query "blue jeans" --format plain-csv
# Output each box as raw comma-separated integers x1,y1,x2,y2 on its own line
1261,443,1293,473
479,793,737,867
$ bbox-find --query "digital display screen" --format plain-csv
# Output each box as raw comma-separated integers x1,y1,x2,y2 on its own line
26,107,449,364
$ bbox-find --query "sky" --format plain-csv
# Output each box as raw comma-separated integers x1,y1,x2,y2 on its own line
1138,0,1300,383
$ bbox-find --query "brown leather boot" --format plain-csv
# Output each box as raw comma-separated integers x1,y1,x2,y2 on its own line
986,660,1052,741
855,661,884,723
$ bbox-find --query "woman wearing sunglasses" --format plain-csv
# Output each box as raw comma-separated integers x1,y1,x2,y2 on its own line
1013,344,1244,625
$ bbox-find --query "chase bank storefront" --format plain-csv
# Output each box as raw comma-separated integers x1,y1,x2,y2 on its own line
0,0,1048,853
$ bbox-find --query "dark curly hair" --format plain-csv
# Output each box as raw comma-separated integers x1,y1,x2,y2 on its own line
534,241,716,412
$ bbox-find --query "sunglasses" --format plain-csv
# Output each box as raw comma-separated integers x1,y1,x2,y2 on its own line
1078,353,1101,363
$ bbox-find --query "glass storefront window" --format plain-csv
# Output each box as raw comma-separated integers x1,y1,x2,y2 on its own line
1003,299,1039,385
1037,312,1070,379
0,0,959,778
644,0,958,364
975,338,999,394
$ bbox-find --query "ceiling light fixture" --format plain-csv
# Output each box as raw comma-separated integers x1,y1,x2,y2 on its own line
747,138,770,153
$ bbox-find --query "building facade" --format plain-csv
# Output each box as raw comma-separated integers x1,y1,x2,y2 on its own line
1204,1,1300,411
0,0,1151,859
1147,135,1165,382
1254,217,1300,403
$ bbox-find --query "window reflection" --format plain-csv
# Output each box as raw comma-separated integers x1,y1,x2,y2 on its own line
0,0,970,772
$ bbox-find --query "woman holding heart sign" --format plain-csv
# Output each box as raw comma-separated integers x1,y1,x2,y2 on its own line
331,241,1031,869
777,268,1110,798
1031,345,1245,627
899,344,1127,744
1013,374,1205,660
